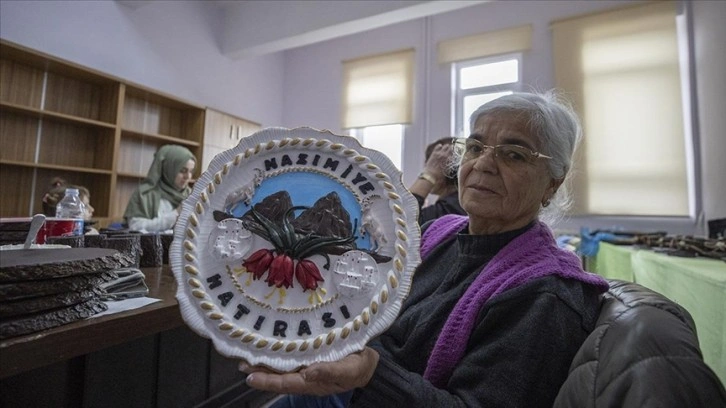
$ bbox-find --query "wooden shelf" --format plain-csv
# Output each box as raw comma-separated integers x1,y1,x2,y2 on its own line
0,55,118,123
116,171,147,179
125,84,204,111
121,85,205,145
0,101,116,128
0,41,269,406
0,40,121,87
1,40,206,223
120,128,201,147
0,160,113,174
0,165,113,219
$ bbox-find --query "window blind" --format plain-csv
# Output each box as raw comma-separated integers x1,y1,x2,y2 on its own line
341,49,414,129
437,24,532,64
552,1,689,216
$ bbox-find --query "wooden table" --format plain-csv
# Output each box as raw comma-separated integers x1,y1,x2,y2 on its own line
0,266,278,407
0,267,183,379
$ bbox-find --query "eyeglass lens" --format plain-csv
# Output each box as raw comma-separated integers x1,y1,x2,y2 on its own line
453,139,539,165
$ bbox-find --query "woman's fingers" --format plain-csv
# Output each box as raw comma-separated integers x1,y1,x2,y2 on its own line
246,370,309,394
426,144,453,175
238,360,289,375
246,369,350,396
303,348,379,387
243,348,379,396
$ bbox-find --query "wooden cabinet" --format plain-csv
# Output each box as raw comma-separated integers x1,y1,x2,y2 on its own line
0,40,205,227
202,108,260,171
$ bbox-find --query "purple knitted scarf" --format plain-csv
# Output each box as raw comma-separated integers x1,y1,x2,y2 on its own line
420,215,609,388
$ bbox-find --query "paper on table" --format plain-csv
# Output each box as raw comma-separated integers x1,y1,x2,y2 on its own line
90,297,161,318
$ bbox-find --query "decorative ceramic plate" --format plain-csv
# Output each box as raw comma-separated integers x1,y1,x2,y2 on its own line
171,127,420,372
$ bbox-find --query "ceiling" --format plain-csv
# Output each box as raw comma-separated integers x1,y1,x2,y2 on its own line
117,0,490,59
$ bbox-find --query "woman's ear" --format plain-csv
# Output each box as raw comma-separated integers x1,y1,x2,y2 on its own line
550,177,564,193
543,178,564,204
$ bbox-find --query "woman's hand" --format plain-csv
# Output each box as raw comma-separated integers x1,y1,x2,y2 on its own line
424,143,452,180
239,347,379,396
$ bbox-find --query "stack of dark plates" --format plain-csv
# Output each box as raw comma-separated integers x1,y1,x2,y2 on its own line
0,217,32,246
0,217,99,246
0,248,134,340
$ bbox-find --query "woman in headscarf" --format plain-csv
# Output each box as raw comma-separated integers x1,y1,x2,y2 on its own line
123,144,196,232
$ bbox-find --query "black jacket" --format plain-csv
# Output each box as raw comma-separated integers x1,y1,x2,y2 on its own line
351,229,601,407
555,279,726,407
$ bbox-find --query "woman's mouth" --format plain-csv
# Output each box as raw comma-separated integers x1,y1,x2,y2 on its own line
468,184,498,195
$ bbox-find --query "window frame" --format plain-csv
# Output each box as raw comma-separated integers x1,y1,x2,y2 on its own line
452,53,523,137
348,124,406,172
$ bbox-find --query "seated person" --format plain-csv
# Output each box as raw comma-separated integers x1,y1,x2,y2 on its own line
123,144,196,233
240,91,610,407
409,137,466,225
41,177,98,234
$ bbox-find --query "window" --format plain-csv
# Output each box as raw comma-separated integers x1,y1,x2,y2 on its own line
349,125,404,171
438,24,531,137
552,2,692,217
453,54,521,137
341,49,414,129
341,49,413,171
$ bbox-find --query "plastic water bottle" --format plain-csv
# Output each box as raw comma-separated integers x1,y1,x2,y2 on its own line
55,188,86,236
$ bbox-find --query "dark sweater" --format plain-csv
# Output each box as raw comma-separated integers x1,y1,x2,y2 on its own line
414,192,466,225
351,226,602,407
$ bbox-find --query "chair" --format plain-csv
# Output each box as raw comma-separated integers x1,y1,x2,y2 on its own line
555,279,726,407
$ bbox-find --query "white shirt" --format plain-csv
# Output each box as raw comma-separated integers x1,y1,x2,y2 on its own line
128,198,178,233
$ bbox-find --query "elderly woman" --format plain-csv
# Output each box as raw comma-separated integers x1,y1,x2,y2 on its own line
409,137,466,225
242,92,608,407
123,144,196,233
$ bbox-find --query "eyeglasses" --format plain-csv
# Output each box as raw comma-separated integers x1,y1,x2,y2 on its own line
452,138,552,166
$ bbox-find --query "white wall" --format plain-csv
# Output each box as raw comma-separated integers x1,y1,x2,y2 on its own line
282,0,639,167
0,0,285,127
280,0,725,235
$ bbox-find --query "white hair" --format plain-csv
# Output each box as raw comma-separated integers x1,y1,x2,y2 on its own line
467,91,582,224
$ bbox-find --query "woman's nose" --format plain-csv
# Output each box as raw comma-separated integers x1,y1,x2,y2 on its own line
471,148,499,174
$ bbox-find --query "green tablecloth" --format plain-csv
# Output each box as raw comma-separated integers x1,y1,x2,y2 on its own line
591,242,726,386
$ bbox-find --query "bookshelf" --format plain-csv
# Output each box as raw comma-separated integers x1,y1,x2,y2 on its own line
0,40,205,227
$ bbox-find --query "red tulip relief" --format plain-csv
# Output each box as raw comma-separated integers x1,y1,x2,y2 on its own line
295,259,324,291
242,248,274,280
268,254,294,289
241,206,357,292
